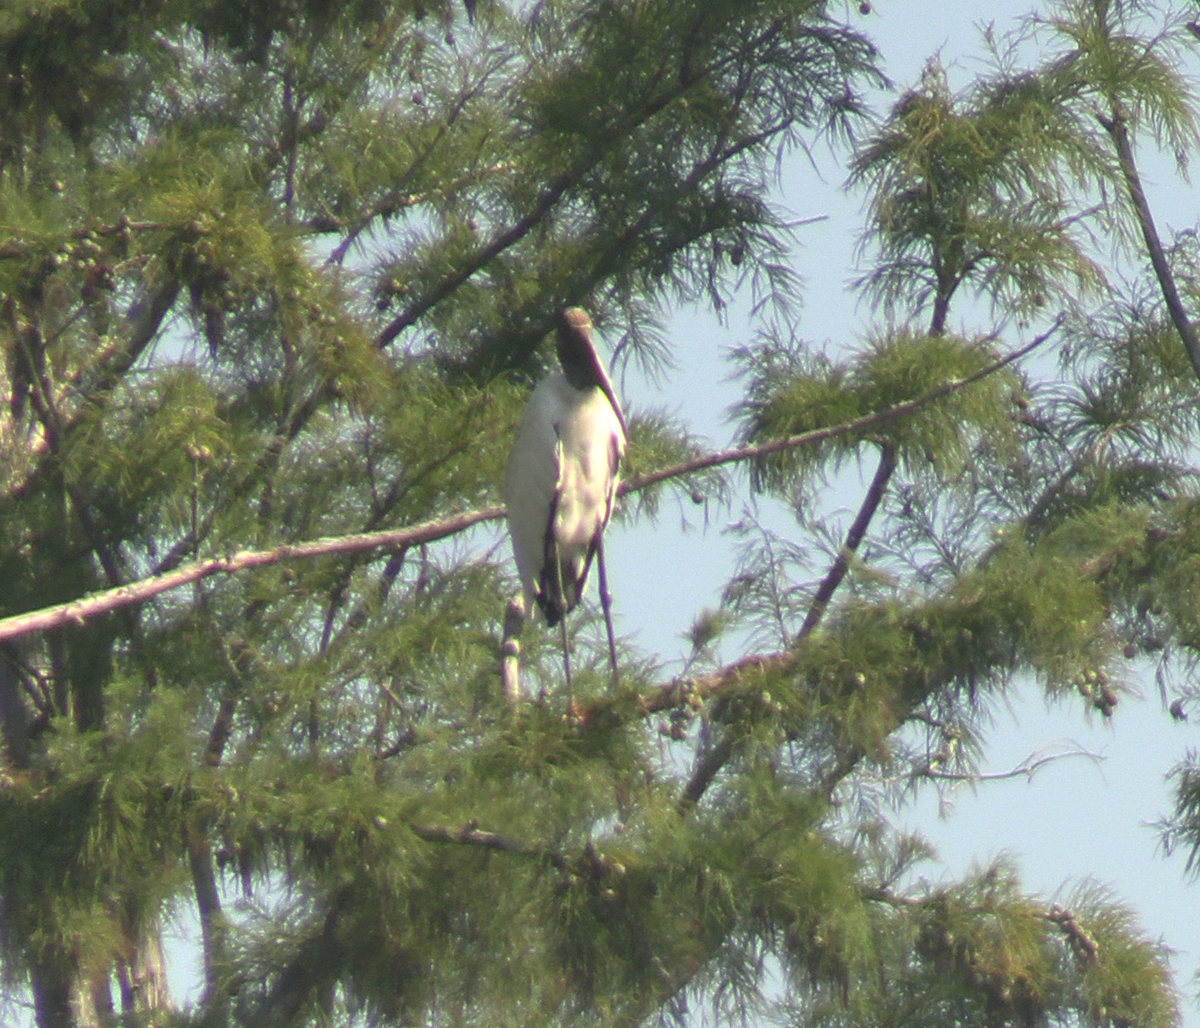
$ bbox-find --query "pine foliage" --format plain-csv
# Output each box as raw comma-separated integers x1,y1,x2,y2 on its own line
0,2,1196,1028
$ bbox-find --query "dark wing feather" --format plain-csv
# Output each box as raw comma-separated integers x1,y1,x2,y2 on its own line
537,485,566,627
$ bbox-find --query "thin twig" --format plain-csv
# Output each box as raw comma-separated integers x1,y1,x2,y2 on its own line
894,742,1103,785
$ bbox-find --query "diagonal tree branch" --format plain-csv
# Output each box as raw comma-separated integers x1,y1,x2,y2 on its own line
796,440,898,641
681,439,898,808
0,509,502,644
245,889,351,1028
673,322,1060,809
1100,106,1200,384
374,19,793,351
0,324,1056,645
376,171,579,347
619,320,1058,495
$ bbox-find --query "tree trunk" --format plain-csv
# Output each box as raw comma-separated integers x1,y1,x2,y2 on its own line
189,823,231,1027
0,651,29,768
32,955,74,1028
72,966,114,1028
116,924,170,1023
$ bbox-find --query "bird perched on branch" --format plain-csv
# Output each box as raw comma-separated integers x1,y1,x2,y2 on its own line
504,307,627,691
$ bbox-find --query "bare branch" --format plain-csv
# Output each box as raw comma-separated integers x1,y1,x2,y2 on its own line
0,508,502,644
619,320,1060,495
797,440,897,640
680,439,898,808
898,742,1104,785
186,819,227,1013
0,325,1057,644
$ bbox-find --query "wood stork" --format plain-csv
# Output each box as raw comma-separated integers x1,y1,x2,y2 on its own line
504,307,627,692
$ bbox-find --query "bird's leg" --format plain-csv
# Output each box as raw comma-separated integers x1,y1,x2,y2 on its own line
501,595,525,704
596,535,619,689
559,617,572,699
550,540,573,701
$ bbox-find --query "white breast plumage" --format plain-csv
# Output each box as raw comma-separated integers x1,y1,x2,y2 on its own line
505,374,625,625
503,307,627,691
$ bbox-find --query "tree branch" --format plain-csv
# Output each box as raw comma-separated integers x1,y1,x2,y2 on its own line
373,23,793,350
408,821,568,870
1046,904,1099,963
375,171,578,347
796,440,897,640
0,218,173,262
104,280,182,390
861,890,1101,970
0,509,502,643
1100,106,1200,383
888,741,1104,787
680,439,898,809
0,324,1056,644
619,320,1059,495
679,733,734,809
245,890,350,1028
0,652,30,769
187,818,227,1015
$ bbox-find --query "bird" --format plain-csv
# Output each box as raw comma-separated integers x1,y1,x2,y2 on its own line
504,307,627,693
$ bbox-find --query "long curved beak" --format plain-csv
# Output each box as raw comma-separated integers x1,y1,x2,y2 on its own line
558,308,628,441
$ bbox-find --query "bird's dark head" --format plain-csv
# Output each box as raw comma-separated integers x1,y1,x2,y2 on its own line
555,308,601,389
555,307,628,437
